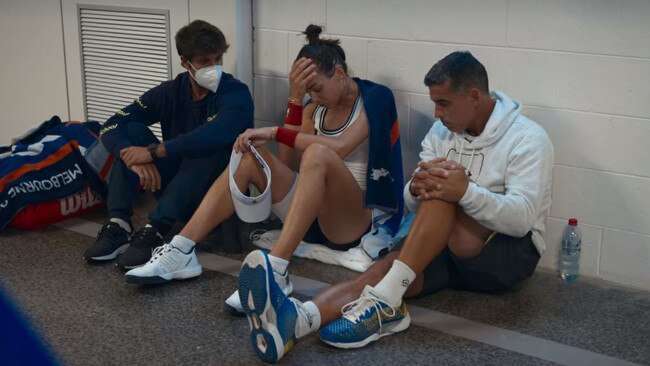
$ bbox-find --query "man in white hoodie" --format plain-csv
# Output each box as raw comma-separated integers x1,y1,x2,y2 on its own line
237,51,554,357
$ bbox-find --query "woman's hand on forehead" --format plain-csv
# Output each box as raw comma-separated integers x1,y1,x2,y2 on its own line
290,58,318,99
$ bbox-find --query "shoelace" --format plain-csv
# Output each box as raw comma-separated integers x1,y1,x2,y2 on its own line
340,293,396,334
148,243,173,264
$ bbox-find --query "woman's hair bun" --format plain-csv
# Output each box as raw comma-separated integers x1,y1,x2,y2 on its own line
304,24,323,44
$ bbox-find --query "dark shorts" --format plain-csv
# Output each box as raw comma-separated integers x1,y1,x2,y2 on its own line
419,231,540,296
302,220,370,251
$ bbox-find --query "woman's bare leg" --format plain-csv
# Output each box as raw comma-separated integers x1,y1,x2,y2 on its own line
270,144,371,260
179,147,296,242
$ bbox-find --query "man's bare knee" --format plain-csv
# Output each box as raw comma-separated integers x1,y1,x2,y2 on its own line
447,211,492,259
447,228,485,259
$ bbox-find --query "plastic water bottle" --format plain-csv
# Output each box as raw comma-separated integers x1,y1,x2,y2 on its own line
560,218,581,282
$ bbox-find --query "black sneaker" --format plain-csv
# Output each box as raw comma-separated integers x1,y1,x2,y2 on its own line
84,222,132,262
116,226,163,270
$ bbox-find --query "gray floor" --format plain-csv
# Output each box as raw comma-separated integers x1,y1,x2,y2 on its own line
1,199,649,365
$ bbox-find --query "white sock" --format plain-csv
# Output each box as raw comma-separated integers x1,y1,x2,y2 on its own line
372,259,416,307
292,299,321,338
268,254,289,275
109,218,131,233
170,235,195,253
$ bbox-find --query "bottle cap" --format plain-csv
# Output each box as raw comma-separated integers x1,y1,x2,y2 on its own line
568,218,578,226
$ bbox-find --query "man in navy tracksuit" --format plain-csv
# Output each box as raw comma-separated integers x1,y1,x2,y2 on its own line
83,20,253,269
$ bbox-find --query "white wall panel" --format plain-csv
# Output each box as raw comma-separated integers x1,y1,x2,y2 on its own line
253,75,289,123
508,0,650,58
509,52,650,118
527,107,650,178
327,0,507,46
524,107,612,172
609,116,650,177
601,229,650,290
254,30,288,77
367,40,448,94
253,0,326,31
0,0,69,142
551,166,650,236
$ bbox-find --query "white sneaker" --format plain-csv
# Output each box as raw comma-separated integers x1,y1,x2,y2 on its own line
225,265,293,316
360,226,393,260
124,243,202,284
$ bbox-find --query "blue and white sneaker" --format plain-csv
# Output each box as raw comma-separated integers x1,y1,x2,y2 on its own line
239,250,297,363
319,285,410,349
360,226,393,260
225,269,293,316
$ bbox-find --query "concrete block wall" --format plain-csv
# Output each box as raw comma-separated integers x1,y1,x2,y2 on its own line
251,0,650,290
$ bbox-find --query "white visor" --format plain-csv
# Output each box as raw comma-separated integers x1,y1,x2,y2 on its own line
229,145,272,223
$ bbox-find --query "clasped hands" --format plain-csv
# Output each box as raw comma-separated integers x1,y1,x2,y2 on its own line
119,146,161,192
410,157,469,203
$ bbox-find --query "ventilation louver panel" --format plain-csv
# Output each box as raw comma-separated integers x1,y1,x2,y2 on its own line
79,6,170,140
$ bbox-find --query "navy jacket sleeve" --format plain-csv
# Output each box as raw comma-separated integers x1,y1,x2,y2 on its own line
163,83,254,158
99,85,164,157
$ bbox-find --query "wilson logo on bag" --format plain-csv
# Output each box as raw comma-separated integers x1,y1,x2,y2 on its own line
10,186,103,230
60,187,103,216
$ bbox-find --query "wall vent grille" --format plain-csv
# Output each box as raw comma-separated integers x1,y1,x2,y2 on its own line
79,6,171,140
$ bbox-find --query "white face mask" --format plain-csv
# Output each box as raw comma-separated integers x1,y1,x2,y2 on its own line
188,62,223,93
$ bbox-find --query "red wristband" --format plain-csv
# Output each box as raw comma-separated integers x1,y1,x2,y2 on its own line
275,127,299,148
284,102,303,126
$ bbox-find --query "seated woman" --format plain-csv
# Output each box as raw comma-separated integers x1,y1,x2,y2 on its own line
124,24,404,314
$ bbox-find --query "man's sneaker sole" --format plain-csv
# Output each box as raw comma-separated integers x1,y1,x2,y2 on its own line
239,251,294,363
321,314,411,349
124,266,202,285
85,243,129,262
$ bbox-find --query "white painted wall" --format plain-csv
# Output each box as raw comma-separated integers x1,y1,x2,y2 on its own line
251,0,650,290
0,0,69,144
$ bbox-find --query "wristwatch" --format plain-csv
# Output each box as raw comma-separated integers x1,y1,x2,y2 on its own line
147,143,158,161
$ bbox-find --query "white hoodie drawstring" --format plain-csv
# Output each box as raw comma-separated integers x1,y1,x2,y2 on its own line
467,148,476,176
457,137,476,177
458,139,465,165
